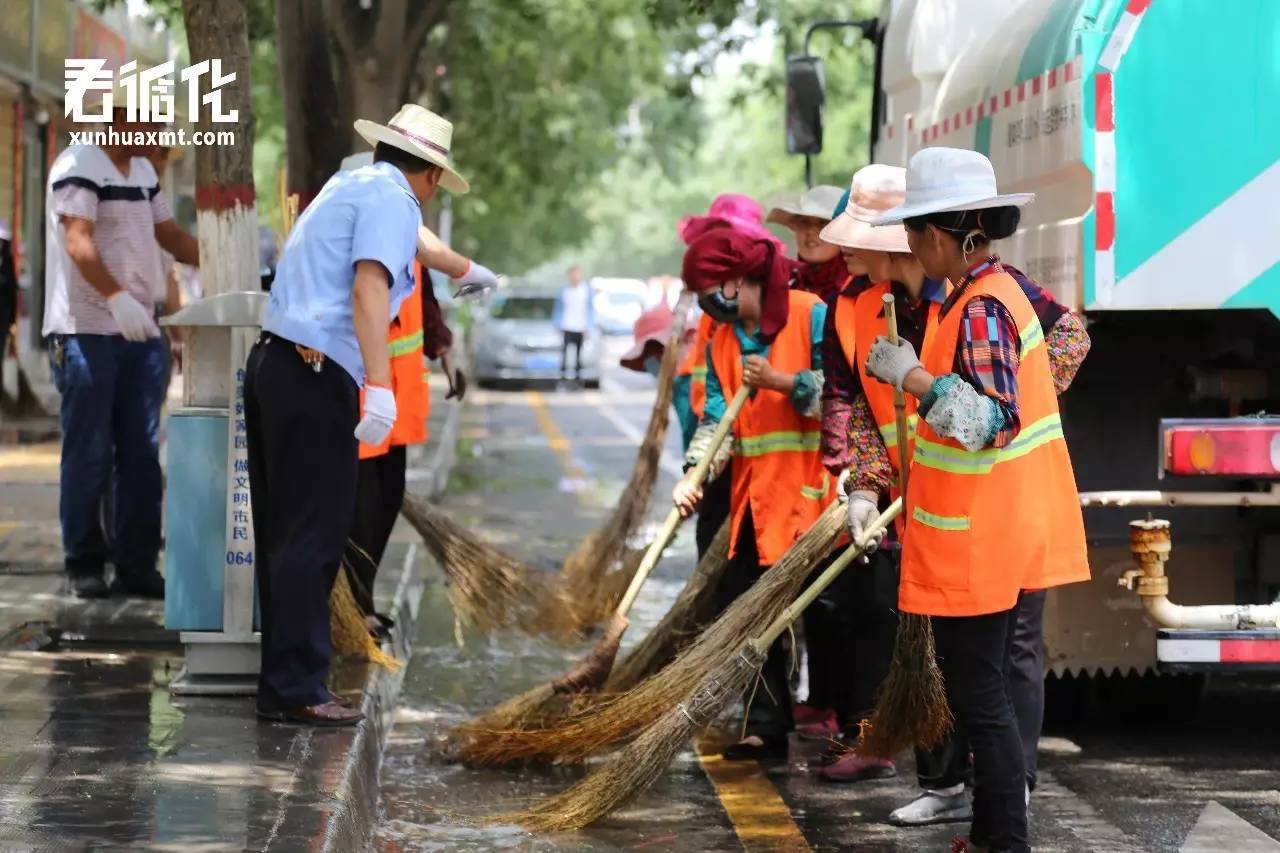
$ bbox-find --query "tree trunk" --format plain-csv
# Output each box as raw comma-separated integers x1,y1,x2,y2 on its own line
276,0,347,209
182,0,259,296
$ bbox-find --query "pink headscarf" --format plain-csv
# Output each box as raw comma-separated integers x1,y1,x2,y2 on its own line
681,228,797,344
677,193,787,252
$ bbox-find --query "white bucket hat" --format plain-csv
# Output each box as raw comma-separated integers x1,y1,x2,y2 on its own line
820,165,910,253
873,147,1032,226
766,185,845,226
354,104,470,194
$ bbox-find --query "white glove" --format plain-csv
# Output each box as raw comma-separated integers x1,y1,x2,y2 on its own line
452,260,499,300
845,491,884,560
865,335,922,391
354,384,397,446
107,291,160,342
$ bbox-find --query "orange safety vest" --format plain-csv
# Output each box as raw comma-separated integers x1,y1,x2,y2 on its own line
358,262,431,460
900,271,1089,616
678,313,717,420
710,289,833,565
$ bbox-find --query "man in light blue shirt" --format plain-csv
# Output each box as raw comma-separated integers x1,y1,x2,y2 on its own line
245,104,469,727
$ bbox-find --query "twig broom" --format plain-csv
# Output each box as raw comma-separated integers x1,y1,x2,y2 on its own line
454,499,848,767
503,499,903,831
859,293,950,758
444,389,748,744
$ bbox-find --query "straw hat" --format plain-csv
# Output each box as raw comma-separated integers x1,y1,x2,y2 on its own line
873,147,1032,226
820,165,910,253
354,104,470,194
766,185,845,226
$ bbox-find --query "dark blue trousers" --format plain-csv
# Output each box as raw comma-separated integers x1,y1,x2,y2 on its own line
49,333,169,580
244,334,358,708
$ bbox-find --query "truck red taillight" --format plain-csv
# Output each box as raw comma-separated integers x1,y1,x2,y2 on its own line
1161,418,1280,478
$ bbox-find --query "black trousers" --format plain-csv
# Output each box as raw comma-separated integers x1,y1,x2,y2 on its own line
344,446,408,616
806,546,899,729
713,507,792,739
695,461,733,562
916,590,1046,791
931,604,1030,853
245,334,359,709
561,330,585,378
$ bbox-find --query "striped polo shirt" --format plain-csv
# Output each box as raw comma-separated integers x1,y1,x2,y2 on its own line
43,145,172,336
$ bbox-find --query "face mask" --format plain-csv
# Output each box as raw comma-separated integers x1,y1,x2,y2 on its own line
642,356,662,377
699,291,739,323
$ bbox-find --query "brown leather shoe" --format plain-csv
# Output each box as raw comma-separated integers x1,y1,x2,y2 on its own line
257,700,365,727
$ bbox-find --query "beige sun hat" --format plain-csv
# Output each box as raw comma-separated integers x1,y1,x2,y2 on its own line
766,185,845,226
820,164,911,253
353,104,470,194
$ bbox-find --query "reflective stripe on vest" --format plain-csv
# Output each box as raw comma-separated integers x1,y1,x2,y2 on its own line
911,506,970,531
738,429,822,457
388,329,425,358
912,412,1065,475
877,414,919,450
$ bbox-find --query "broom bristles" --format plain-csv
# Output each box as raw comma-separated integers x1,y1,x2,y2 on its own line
499,643,766,831
860,612,952,758
454,502,845,767
446,521,732,755
330,563,401,672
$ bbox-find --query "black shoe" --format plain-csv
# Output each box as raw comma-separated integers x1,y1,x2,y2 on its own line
70,574,110,599
110,570,165,599
722,734,789,761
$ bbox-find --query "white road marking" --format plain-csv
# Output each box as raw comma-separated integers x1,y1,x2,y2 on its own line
1034,770,1147,853
594,377,685,479
1181,802,1280,852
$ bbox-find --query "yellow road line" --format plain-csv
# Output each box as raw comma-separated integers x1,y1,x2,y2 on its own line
525,390,587,480
694,733,811,852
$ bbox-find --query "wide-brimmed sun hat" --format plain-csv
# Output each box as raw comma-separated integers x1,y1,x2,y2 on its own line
873,147,1032,226
820,165,910,253
619,300,682,373
766,185,845,226
354,104,470,194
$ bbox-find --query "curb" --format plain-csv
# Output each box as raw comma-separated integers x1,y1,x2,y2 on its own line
317,383,466,853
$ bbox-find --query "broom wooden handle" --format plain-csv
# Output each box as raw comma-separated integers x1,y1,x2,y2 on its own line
614,385,750,618
883,293,910,496
754,498,903,649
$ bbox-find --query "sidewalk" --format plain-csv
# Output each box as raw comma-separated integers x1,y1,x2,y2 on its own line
0,369,462,851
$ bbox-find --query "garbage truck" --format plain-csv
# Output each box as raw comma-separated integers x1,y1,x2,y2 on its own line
796,0,1280,709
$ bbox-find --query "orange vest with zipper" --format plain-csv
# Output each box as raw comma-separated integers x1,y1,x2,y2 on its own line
711,289,832,565
358,262,431,460
900,271,1089,616
679,313,717,419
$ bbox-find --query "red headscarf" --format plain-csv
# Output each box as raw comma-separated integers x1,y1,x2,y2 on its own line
681,228,798,343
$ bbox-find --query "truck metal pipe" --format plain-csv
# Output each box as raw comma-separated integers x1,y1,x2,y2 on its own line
1081,486,1280,508
1121,519,1280,630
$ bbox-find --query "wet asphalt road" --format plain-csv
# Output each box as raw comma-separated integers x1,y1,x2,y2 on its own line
372,341,1280,852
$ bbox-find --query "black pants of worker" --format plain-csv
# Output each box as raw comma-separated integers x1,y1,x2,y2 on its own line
343,445,408,616
807,546,899,730
916,589,1046,792
713,506,792,739
245,334,359,710
561,330,585,379
695,461,733,562
931,603,1029,853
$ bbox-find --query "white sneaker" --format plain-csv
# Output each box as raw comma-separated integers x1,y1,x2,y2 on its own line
889,790,973,826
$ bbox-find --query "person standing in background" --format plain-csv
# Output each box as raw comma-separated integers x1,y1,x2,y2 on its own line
44,100,200,600
767,185,848,304
553,265,593,385
0,220,16,410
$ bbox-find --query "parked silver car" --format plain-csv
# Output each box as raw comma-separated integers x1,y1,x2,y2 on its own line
472,290,602,388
